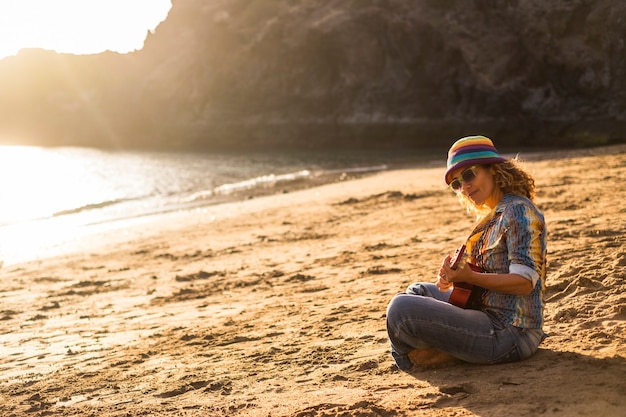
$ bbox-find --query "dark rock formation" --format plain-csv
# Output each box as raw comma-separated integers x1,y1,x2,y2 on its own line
0,0,624,150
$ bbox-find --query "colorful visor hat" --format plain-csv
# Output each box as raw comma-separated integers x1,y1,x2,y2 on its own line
444,135,507,185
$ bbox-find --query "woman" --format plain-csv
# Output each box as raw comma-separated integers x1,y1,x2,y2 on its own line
386,135,547,371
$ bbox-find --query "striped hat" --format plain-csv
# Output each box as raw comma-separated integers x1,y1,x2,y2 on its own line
444,135,506,184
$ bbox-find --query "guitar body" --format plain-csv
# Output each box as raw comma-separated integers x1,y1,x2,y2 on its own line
447,245,485,309
448,282,475,308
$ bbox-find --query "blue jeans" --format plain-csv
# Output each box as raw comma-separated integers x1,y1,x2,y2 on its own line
386,282,543,370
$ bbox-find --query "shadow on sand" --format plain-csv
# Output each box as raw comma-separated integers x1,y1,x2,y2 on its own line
408,349,626,417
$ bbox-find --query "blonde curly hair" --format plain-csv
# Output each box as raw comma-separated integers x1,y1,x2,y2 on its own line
458,157,536,218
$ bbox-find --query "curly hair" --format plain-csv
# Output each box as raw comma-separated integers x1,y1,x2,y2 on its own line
458,157,536,218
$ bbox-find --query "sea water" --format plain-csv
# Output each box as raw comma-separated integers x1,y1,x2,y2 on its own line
0,145,441,266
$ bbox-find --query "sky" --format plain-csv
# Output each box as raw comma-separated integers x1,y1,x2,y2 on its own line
0,0,172,59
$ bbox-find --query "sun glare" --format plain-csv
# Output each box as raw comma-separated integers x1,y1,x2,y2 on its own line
0,0,172,59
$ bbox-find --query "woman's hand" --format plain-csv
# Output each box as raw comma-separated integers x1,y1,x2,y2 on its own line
436,254,474,291
436,255,455,291
438,254,535,295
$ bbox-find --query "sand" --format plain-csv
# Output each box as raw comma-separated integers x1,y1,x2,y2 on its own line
1,145,625,417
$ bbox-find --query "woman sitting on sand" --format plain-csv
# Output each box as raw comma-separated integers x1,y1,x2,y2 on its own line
386,135,547,370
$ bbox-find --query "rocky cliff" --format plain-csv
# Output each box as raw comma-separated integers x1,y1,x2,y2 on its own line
1,0,624,150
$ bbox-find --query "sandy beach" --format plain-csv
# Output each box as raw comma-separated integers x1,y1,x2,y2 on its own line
1,145,625,417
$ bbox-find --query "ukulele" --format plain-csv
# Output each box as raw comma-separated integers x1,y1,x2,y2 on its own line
447,245,484,309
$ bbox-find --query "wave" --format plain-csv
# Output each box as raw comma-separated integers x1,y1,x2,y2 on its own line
324,164,388,175
186,165,388,202
214,170,313,195
52,199,132,217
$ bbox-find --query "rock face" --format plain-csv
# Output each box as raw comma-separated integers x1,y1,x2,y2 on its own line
0,0,625,150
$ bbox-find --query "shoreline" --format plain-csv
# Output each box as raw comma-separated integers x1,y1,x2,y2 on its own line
0,150,437,268
3,143,625,269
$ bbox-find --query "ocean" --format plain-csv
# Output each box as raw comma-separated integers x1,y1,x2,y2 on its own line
0,145,442,266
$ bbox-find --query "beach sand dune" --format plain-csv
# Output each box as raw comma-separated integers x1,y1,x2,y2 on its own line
1,146,625,416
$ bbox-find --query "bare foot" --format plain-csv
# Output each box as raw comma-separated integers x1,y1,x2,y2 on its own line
407,348,459,370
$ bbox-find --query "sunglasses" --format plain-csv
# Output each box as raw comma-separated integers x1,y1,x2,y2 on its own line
449,166,478,191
